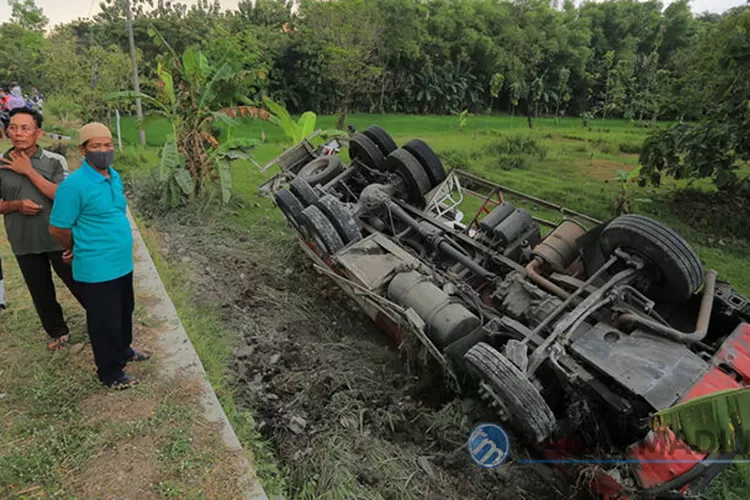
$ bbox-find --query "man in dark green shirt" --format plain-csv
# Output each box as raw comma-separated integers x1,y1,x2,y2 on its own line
0,108,84,350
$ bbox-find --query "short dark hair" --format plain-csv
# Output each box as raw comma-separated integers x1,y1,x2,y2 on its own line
8,107,43,129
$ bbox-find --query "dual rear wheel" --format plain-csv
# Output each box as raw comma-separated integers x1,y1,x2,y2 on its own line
275,178,361,255
348,126,448,207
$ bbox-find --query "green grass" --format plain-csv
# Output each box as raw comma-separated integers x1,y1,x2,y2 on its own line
0,224,253,497
117,113,750,497
136,221,288,496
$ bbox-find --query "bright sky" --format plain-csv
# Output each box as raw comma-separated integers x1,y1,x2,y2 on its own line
0,0,745,27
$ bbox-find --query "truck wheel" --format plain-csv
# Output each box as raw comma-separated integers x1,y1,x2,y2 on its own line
314,194,362,245
349,134,386,171
600,214,703,302
386,148,431,206
403,139,446,187
289,177,320,207
274,189,305,231
465,342,557,444
363,125,398,156
298,157,345,186
299,205,345,255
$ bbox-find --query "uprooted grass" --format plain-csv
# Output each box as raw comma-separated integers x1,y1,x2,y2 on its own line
0,227,249,498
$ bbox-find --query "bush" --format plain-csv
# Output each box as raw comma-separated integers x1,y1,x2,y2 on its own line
483,135,547,160
439,150,472,170
125,168,173,218
44,94,84,130
497,154,529,170
618,142,642,154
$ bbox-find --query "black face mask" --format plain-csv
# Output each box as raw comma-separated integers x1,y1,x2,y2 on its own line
85,150,115,170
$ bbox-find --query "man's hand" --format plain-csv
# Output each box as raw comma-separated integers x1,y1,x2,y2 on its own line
2,151,34,177
62,249,73,265
18,199,42,215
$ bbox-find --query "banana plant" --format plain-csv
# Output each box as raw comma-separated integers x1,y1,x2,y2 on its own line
263,97,345,144
109,26,266,206
263,97,316,143
651,387,750,453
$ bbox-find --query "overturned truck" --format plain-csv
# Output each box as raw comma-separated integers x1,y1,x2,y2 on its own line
260,126,750,498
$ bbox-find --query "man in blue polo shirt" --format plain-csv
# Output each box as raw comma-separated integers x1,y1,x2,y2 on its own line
49,123,149,389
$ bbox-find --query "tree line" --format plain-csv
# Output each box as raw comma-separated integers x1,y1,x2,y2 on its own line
0,0,743,124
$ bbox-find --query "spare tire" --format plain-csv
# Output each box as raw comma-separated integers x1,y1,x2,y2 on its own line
299,205,345,255
363,125,398,156
298,156,345,186
600,214,703,302
349,134,386,171
274,189,304,231
403,139,446,187
314,195,362,245
386,148,431,206
465,342,557,444
289,177,320,207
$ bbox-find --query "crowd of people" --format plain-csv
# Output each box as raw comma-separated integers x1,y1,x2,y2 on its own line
0,106,148,390
0,83,43,140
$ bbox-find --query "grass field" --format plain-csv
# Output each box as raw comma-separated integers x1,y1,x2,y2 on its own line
116,113,750,295
111,113,750,498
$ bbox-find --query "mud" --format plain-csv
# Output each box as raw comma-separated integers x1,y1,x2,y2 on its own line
150,209,570,499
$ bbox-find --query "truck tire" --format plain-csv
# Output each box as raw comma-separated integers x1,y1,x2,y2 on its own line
299,205,345,255
363,125,398,156
600,214,703,302
289,177,320,207
386,148,431,206
274,189,304,231
314,194,362,245
349,134,386,171
465,342,557,444
403,139,447,187
298,157,345,186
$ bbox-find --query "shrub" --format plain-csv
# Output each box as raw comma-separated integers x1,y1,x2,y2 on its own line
618,142,642,154
497,154,529,170
439,150,472,170
44,94,84,130
483,135,547,160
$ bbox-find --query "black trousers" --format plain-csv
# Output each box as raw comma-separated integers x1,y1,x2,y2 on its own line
78,272,135,384
0,254,5,305
15,251,85,339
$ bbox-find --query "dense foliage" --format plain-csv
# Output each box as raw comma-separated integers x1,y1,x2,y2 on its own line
1,0,742,121
1,0,748,192
639,8,750,194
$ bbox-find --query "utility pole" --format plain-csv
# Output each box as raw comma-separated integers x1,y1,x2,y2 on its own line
124,0,146,146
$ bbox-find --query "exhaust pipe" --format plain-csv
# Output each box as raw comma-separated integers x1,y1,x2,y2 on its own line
617,270,718,344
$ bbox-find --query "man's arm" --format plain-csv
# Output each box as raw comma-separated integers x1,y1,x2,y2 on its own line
25,169,58,200
49,180,80,253
0,200,20,214
0,199,42,215
1,151,58,200
49,226,72,249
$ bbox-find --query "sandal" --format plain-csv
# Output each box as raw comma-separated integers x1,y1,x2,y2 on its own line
47,334,70,352
128,349,152,362
107,374,137,390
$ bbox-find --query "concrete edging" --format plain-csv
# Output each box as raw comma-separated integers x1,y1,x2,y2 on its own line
128,209,268,500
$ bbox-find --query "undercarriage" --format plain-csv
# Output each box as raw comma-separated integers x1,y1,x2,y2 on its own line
260,127,750,498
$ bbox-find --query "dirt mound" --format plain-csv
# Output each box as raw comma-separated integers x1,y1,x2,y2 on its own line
152,211,570,499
